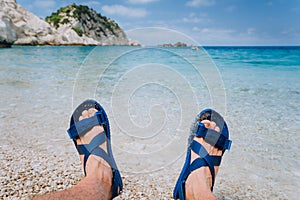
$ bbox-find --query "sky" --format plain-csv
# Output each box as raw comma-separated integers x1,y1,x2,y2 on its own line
17,0,300,46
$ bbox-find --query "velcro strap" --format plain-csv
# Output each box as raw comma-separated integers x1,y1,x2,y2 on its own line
189,157,207,173
91,147,113,167
76,132,107,155
191,140,209,158
67,111,106,139
190,140,222,166
193,122,232,151
193,122,207,137
190,140,220,190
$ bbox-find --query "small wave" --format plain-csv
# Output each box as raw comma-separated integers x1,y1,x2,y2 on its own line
0,79,31,87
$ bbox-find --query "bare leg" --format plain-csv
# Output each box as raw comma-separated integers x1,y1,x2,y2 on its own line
34,108,112,200
185,120,223,200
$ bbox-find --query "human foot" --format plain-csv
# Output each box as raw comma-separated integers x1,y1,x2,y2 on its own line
185,120,222,200
76,108,112,183
67,100,123,199
173,109,231,200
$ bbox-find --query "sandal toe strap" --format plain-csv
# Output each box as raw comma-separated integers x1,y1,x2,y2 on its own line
68,111,106,139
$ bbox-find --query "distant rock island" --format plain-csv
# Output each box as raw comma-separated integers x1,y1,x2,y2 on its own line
0,0,131,47
158,42,187,47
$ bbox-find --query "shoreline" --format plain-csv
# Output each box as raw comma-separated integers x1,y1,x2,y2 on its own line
1,45,299,49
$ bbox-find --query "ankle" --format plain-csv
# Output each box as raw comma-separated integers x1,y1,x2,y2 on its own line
86,156,112,184
186,169,215,200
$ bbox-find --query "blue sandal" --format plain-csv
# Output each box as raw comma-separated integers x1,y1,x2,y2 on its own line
173,109,232,199
67,99,123,199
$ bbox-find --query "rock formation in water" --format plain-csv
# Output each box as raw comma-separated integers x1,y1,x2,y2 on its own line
0,0,129,46
158,42,188,47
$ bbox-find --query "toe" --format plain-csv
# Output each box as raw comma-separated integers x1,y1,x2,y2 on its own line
82,110,88,119
209,121,217,129
201,120,211,128
215,126,220,132
88,108,97,117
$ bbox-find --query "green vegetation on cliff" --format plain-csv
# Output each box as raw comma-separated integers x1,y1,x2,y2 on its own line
45,14,62,28
71,27,83,37
45,4,121,37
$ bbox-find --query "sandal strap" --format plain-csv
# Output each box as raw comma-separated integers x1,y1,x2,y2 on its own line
193,122,232,151
112,169,122,198
67,111,106,139
190,140,223,190
90,147,113,167
76,132,114,175
190,140,222,166
76,132,106,152
81,146,113,175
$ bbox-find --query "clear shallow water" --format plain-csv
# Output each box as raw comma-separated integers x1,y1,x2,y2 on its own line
0,46,299,199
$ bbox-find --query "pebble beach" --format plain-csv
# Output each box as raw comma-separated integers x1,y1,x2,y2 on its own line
0,46,299,199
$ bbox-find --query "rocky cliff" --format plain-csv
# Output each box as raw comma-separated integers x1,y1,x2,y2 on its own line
45,4,128,45
0,0,129,46
0,0,18,47
0,14,17,47
0,0,57,46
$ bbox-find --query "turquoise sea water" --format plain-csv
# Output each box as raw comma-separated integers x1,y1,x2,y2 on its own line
0,46,299,199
